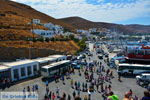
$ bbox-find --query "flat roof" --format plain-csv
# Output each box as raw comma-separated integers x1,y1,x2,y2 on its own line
142,73,150,75
0,65,10,72
42,60,70,69
4,60,38,67
119,63,150,67
33,57,57,63
48,55,66,58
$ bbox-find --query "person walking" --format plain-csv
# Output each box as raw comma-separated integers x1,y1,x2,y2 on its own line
96,83,99,92
73,90,76,99
123,92,133,100
75,81,77,90
108,85,112,92
62,92,66,99
49,91,52,100
82,82,85,91
127,89,133,97
141,90,150,100
67,94,71,100
118,73,121,82
46,87,49,95
52,92,56,100
35,84,39,91
56,87,60,97
71,79,74,88
27,86,30,92
107,91,119,100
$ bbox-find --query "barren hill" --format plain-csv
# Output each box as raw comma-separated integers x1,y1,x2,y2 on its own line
59,17,150,34
0,0,79,55
0,0,75,40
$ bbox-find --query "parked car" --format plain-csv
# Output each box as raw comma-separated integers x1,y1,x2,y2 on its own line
136,73,150,82
104,53,109,57
71,62,81,69
80,61,87,65
98,55,103,59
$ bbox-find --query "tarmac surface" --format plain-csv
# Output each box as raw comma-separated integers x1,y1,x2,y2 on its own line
0,46,147,100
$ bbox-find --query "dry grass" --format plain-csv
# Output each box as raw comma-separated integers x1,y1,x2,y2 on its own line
0,29,39,40
0,40,80,54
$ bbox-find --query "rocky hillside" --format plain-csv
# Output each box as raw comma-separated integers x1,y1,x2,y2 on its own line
59,17,150,34
0,0,75,40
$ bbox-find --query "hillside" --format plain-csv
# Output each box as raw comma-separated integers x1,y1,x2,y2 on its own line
0,40,80,54
0,0,75,40
59,17,150,34
0,0,80,55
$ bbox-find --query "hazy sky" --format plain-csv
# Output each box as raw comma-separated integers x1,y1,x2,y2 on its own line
12,0,150,25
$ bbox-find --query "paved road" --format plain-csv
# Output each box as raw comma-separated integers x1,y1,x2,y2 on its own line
0,47,146,100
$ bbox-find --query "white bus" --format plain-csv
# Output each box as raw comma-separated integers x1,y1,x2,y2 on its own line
41,60,70,78
117,63,150,75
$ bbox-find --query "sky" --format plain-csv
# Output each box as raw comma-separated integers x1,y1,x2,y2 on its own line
11,0,150,25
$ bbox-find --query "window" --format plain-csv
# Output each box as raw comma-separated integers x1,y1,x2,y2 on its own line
138,50,144,55
33,65,37,72
145,50,150,55
21,67,26,77
33,65,38,74
27,66,32,76
135,50,138,54
42,68,47,72
128,50,134,54
13,69,19,79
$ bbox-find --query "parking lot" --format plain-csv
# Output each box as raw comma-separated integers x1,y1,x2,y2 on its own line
0,46,147,100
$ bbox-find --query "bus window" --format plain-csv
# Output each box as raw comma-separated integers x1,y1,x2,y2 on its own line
138,50,144,55
145,50,150,55
42,68,47,72
135,50,138,54
128,50,134,54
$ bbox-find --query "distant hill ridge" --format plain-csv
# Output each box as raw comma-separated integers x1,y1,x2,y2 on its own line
59,16,150,34
0,0,149,41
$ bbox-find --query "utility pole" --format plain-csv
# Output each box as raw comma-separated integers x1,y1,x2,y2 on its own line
29,19,34,59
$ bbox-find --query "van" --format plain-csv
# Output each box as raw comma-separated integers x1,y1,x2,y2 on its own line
136,74,150,82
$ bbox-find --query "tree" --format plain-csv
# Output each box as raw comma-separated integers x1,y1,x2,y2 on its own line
45,37,50,42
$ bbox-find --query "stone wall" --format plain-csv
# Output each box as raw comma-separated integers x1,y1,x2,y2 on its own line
0,47,63,61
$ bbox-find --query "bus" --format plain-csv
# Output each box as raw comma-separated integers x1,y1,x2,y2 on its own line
117,63,150,75
41,60,70,78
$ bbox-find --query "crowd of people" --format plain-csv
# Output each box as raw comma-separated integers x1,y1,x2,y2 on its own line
38,54,150,100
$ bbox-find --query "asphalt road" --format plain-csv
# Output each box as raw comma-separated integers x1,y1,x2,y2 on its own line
0,46,146,100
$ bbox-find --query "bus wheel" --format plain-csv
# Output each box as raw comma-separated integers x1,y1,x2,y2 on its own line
124,72,128,76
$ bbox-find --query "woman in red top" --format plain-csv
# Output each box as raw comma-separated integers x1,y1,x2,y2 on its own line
52,92,56,100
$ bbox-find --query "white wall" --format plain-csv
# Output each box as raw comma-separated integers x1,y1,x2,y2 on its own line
10,62,39,82
32,29,55,38
89,43,94,52
44,23,55,30
32,19,40,24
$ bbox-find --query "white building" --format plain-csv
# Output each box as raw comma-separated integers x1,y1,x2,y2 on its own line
32,29,55,38
77,29,89,33
32,19,40,24
44,22,55,30
64,32,74,36
4,60,39,82
89,28,97,33
89,42,95,52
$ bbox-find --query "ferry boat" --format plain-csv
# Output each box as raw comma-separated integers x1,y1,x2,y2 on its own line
126,44,150,61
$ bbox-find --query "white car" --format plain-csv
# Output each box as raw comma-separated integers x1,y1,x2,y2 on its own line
136,73,150,82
